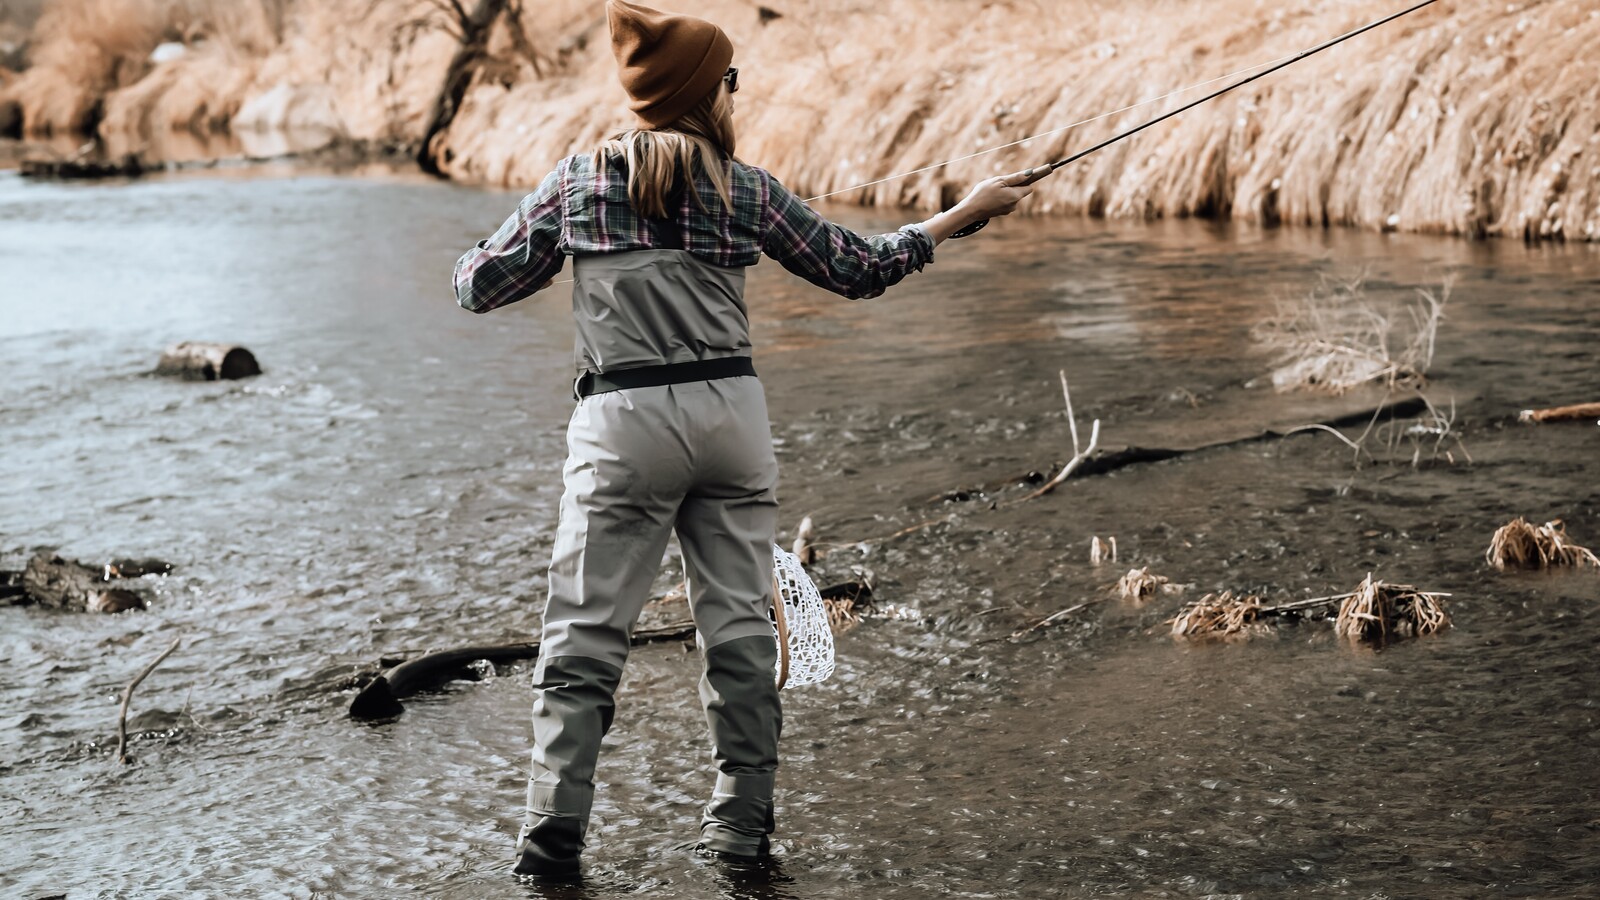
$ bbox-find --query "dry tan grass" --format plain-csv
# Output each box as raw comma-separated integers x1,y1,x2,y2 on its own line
14,0,1600,240
12,0,288,135
1254,274,1446,393
1334,574,1449,642
1485,518,1600,570
1115,566,1174,604
1170,590,1264,638
1173,576,1448,641
442,0,1600,241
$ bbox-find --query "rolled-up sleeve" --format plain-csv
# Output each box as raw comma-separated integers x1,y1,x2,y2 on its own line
757,170,934,300
453,167,564,313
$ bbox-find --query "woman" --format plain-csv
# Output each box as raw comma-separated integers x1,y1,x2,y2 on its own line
453,0,1041,879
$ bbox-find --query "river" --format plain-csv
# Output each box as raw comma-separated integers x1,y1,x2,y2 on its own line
2,161,1597,898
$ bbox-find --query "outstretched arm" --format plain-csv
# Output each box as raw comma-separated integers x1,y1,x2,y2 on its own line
453,168,563,313
758,166,1047,300
916,167,1050,243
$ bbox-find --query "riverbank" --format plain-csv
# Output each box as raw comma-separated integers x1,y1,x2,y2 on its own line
3,0,1597,240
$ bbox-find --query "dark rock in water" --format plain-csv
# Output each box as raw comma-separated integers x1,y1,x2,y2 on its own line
0,569,25,605
90,589,147,614
16,552,154,613
105,558,174,579
19,154,147,180
154,342,261,381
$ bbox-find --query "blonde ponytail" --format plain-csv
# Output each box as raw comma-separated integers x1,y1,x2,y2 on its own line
597,86,737,219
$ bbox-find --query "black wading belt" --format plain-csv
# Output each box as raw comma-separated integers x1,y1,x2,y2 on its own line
573,212,756,400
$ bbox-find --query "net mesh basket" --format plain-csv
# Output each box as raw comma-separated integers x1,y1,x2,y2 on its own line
771,543,835,688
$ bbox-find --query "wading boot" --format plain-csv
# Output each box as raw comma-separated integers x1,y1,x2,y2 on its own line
512,815,584,881
697,635,781,858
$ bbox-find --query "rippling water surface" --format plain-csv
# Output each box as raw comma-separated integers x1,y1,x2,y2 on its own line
2,163,1597,898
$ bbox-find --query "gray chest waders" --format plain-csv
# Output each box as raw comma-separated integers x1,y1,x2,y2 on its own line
517,246,782,871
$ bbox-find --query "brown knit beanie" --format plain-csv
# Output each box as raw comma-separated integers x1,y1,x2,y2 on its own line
607,0,734,128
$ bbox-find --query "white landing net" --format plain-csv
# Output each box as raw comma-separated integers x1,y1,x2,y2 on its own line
771,543,835,689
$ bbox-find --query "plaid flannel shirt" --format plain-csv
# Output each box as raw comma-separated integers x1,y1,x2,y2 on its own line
453,153,934,313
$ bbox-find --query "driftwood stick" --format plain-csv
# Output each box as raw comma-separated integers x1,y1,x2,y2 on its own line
115,637,181,764
793,515,815,565
1016,419,1101,503
1061,370,1081,457
1257,593,1353,615
1257,590,1449,617
1015,596,1112,636
1519,402,1600,424
1281,423,1366,455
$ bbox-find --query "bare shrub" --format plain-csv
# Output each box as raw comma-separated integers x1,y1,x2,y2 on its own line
1253,274,1447,394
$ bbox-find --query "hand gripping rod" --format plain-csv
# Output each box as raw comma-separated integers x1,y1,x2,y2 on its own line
948,0,1442,238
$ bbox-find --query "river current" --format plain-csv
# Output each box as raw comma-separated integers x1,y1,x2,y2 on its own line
2,163,1597,898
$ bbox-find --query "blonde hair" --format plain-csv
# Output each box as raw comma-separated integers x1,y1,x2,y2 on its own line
597,86,737,219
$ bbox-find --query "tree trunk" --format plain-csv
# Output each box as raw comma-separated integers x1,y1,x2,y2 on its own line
155,342,261,381
417,0,505,177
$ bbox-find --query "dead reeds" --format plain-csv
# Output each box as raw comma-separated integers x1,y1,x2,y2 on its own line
1333,574,1449,641
1170,591,1264,638
1172,576,1449,642
1115,566,1173,604
1253,274,1446,394
1485,518,1600,570
428,0,1600,243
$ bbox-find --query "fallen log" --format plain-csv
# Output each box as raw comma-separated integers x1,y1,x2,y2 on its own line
349,620,698,720
154,342,261,381
931,394,1432,507
18,552,150,613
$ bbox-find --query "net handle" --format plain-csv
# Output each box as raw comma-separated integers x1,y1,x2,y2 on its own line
771,572,791,690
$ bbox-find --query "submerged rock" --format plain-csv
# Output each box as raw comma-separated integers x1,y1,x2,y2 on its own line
7,552,169,613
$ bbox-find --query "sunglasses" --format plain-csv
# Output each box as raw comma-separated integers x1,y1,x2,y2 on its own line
723,67,739,94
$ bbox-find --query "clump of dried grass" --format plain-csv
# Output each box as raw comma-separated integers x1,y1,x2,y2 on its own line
1115,566,1174,604
12,0,286,135
819,580,873,633
1333,574,1449,642
1485,518,1600,570
1253,274,1446,394
1170,590,1264,638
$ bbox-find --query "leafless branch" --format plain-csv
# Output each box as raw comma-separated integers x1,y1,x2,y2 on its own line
115,638,181,765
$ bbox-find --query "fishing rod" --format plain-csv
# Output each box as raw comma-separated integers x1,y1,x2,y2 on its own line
947,0,1442,239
